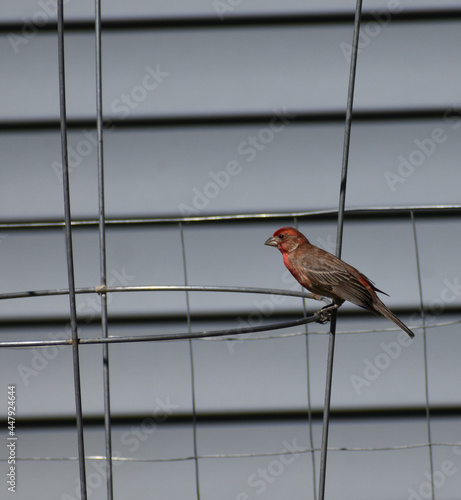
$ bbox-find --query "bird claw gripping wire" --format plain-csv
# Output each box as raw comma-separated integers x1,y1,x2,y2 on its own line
315,303,339,325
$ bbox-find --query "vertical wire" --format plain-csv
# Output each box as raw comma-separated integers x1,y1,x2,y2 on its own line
57,1,87,498
294,217,317,500
179,223,201,500
303,311,318,500
318,1,362,499
411,211,434,500
94,0,114,498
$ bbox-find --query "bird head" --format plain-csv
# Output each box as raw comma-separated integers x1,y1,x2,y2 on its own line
264,227,307,254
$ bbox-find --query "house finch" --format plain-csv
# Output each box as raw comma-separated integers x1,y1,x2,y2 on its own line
265,227,414,338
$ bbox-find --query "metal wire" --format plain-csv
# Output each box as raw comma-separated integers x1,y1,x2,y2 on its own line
3,440,459,465
0,284,327,302
411,211,435,500
318,2,363,499
94,0,114,497
3,310,451,349
294,217,318,500
0,308,339,349
179,223,201,500
1,204,460,230
0,206,454,495
57,1,87,498
4,1,457,497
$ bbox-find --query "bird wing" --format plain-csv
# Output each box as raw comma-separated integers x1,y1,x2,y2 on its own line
296,248,388,309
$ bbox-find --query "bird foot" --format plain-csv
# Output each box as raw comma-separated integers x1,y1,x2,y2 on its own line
315,304,339,325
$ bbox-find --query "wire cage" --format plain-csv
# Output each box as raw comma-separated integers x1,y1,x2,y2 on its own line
1,2,461,500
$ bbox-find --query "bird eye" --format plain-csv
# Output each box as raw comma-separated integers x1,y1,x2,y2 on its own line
278,234,284,239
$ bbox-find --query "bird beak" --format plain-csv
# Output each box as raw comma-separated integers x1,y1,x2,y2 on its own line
264,236,278,247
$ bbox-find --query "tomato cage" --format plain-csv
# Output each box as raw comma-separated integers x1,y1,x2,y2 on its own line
1,2,460,500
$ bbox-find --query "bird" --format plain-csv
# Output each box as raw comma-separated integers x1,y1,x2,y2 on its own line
264,227,414,338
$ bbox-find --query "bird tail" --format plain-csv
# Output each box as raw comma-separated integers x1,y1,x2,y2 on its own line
373,299,415,339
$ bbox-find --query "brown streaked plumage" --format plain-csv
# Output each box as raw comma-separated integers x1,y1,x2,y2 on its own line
265,227,414,338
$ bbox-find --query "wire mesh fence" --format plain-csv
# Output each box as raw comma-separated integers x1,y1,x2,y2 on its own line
1,207,460,500
1,1,461,500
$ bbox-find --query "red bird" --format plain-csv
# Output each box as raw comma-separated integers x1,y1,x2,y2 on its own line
265,227,414,338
